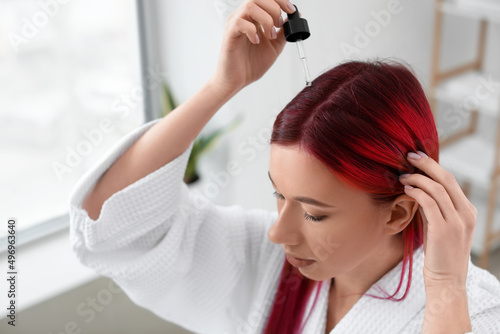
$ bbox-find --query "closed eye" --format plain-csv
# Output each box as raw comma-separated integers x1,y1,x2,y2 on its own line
272,190,285,200
272,191,326,222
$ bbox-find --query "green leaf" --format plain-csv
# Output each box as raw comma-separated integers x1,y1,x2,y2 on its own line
160,80,245,183
197,114,244,154
184,140,201,182
161,82,178,117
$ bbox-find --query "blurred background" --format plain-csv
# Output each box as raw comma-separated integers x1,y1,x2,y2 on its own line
1,0,499,333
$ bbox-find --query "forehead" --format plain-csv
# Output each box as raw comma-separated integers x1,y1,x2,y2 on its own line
269,144,368,204
270,144,324,177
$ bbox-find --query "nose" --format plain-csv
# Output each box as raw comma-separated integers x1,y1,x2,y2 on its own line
267,205,302,245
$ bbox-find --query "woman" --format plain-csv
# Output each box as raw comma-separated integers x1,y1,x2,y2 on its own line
69,0,500,333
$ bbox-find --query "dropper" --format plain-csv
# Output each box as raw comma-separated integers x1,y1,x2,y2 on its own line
296,39,311,86
283,4,312,86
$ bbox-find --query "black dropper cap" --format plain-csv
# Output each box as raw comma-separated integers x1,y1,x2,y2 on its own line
283,5,310,42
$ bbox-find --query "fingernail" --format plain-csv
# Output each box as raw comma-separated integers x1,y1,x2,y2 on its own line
271,28,277,39
404,185,414,190
287,1,296,12
255,33,260,44
417,150,428,158
278,16,283,27
407,152,421,160
399,173,411,179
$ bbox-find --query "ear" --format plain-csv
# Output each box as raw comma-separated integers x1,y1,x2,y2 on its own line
379,194,420,235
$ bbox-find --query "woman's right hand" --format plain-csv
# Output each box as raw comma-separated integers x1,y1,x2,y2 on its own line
210,0,296,96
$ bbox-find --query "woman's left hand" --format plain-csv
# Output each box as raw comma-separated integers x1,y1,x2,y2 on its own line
398,150,477,289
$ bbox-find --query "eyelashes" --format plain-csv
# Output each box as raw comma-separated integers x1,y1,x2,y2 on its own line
272,190,285,200
304,212,325,222
272,191,326,222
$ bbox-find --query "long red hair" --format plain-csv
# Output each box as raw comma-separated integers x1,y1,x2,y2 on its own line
263,58,438,333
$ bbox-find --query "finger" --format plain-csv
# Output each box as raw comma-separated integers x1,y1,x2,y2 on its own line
420,206,427,254
231,16,260,44
252,0,283,28
243,1,277,40
274,21,287,44
405,151,472,215
399,173,457,222
469,202,478,219
403,186,446,228
275,0,297,14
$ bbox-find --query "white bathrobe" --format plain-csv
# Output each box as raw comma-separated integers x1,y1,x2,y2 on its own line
68,118,500,334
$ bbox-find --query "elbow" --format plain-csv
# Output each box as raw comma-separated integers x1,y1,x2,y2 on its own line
82,189,102,221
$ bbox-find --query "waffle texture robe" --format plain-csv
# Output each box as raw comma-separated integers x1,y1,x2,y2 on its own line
69,118,500,333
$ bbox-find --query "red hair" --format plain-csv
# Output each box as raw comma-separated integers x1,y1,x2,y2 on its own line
263,58,438,333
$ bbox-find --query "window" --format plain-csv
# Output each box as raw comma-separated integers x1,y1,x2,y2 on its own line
0,0,146,245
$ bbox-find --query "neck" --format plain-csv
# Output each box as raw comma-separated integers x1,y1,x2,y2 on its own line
330,235,404,300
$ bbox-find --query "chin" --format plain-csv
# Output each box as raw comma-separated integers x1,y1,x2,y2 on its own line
298,265,331,282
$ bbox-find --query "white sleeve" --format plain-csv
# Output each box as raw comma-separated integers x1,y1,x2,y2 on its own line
68,118,281,334
470,306,500,333
467,264,500,334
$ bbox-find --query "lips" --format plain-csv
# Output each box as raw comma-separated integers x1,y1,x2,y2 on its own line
285,253,316,268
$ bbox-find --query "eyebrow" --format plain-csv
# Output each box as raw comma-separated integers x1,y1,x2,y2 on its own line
268,171,335,208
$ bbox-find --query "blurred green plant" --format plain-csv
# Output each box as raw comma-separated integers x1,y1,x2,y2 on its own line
160,82,243,184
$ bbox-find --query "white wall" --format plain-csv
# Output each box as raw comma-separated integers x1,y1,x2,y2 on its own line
153,0,500,213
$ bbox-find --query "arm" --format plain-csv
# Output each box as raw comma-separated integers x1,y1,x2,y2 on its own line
69,1,293,332
420,262,500,334
82,79,238,221
422,285,472,334
82,0,293,221
68,126,283,333
398,153,478,333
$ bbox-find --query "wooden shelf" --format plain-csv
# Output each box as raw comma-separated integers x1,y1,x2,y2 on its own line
439,134,496,189
432,70,500,118
469,193,500,255
441,0,500,24
431,0,500,267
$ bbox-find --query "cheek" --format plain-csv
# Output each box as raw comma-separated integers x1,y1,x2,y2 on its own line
310,217,381,266
309,229,342,263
